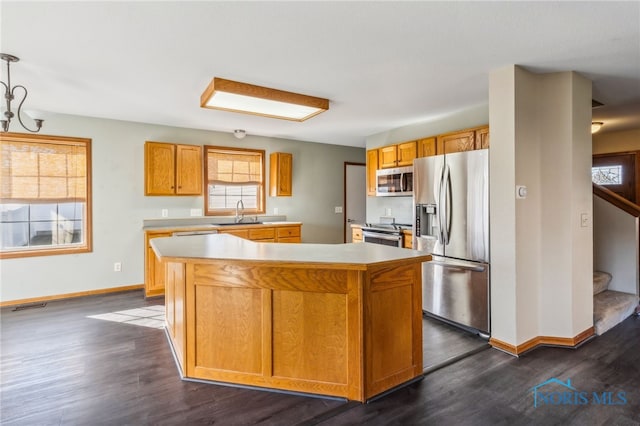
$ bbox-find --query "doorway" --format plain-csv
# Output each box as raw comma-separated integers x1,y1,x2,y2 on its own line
344,163,366,243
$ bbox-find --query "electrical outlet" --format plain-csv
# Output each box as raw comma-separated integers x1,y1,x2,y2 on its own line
161,209,168,217
114,262,122,272
190,208,202,217
273,207,279,215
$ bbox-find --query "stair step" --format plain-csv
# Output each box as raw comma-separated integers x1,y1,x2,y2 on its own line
593,271,612,295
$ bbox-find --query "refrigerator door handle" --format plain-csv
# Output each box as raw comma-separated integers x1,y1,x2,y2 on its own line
428,260,486,273
436,165,446,244
442,164,452,245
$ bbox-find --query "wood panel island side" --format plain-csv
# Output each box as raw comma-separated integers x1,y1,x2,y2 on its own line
151,233,431,402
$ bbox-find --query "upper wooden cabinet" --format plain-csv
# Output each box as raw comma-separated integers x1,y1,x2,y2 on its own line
269,152,292,196
366,126,488,197
366,149,379,196
378,145,398,169
378,141,416,169
417,137,437,158
145,141,202,195
397,141,417,166
436,130,476,155
436,126,489,154
476,126,490,149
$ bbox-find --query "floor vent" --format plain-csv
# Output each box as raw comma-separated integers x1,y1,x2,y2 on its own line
12,302,47,312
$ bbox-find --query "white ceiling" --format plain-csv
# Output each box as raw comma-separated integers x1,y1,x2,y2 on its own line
1,1,639,147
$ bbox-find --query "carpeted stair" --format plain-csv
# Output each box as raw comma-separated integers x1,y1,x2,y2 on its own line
593,271,639,335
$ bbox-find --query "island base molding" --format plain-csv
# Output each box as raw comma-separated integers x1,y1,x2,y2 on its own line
164,258,426,402
489,326,595,356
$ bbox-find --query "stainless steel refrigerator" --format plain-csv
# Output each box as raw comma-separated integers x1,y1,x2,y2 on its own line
413,149,490,337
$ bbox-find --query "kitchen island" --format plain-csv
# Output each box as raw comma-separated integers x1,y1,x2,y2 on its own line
151,233,431,402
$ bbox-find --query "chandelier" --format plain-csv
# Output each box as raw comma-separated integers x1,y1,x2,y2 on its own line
1,53,43,133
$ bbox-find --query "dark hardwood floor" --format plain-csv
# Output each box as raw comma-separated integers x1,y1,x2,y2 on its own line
422,314,489,373
1,290,639,425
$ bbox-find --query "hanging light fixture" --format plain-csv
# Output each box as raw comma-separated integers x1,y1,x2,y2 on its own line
591,122,603,134
201,77,329,121
1,53,43,133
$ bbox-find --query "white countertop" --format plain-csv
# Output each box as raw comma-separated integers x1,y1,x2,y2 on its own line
143,221,302,231
151,233,430,267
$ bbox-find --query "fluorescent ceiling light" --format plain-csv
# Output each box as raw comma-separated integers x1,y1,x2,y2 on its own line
200,78,329,121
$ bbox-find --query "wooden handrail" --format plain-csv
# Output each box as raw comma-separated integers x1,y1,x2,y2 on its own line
593,183,640,218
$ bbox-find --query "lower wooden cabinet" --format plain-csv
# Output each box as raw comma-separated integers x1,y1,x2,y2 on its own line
145,230,173,297
276,225,301,242
402,231,413,249
352,226,363,243
145,223,302,297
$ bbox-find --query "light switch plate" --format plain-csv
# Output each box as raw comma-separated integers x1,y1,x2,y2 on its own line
190,208,202,217
335,206,343,213
581,213,589,227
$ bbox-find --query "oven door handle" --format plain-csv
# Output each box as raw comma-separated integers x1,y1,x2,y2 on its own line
362,231,403,241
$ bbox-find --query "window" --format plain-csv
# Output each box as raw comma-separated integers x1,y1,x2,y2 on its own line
592,165,622,185
0,133,92,258
204,146,265,216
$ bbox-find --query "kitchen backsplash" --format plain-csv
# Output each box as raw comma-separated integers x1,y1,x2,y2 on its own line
366,195,413,225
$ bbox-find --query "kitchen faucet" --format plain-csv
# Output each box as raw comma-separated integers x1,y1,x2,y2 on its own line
235,200,245,223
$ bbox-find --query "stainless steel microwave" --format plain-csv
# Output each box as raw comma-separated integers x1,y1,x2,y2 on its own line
376,166,413,196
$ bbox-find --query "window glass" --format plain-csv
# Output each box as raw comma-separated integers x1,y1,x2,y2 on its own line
592,165,622,185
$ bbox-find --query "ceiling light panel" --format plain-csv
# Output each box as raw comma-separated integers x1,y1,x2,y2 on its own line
200,78,329,122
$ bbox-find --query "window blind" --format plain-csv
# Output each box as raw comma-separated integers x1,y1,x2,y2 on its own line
207,149,262,185
1,138,87,203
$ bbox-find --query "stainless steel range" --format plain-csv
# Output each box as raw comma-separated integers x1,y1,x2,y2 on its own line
361,223,411,247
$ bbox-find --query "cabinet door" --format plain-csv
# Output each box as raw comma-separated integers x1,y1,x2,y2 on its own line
276,225,300,241
249,227,276,241
378,146,398,168
403,232,413,249
145,231,173,297
270,152,293,196
436,130,476,154
352,226,363,243
396,141,417,166
417,137,437,157
145,142,176,195
219,229,250,239
366,149,379,196
176,145,202,195
476,126,490,149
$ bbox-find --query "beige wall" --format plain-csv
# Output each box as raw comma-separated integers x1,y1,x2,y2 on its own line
0,113,365,303
592,129,640,154
490,66,593,347
488,66,520,345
